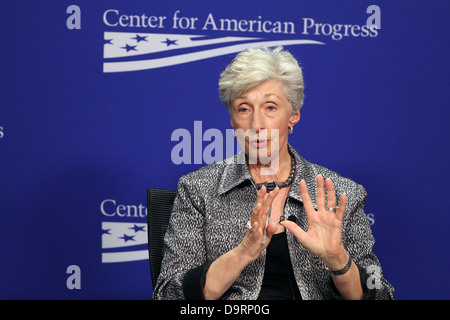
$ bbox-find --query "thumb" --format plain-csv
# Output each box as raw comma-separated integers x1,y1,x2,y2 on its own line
281,220,307,244
266,221,280,237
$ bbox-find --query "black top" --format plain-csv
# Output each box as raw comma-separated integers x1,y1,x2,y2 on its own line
257,231,302,300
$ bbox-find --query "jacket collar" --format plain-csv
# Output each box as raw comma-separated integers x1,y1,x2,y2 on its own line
218,144,318,209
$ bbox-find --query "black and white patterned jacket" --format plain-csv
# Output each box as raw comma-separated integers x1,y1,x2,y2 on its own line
153,144,394,300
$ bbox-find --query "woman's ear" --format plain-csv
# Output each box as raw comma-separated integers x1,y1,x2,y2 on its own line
230,117,235,129
288,110,301,127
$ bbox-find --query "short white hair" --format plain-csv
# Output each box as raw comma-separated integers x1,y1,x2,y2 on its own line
219,46,304,114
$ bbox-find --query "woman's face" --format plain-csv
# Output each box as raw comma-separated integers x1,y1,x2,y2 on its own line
230,79,300,164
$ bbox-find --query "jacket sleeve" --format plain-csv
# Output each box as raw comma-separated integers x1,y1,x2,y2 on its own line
341,183,395,300
153,175,208,300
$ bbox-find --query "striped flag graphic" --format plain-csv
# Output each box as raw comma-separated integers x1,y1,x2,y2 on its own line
103,31,324,72
102,221,148,263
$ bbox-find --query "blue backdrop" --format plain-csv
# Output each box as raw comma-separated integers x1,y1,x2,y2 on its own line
0,0,448,299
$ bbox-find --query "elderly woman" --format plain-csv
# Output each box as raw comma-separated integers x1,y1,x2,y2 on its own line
153,46,394,300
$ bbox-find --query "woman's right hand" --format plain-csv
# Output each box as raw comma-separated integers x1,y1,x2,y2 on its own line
236,186,280,262
203,186,280,299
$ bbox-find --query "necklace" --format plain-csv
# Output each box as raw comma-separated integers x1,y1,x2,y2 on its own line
254,153,296,192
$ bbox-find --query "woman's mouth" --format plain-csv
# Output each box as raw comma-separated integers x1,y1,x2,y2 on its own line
250,139,269,148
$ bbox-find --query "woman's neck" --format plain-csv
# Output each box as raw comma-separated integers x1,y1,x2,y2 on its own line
248,147,292,184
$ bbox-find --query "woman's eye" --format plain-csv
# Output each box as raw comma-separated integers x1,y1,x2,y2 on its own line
238,107,249,113
266,105,276,111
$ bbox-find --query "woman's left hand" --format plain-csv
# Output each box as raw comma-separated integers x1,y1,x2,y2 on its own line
281,175,349,270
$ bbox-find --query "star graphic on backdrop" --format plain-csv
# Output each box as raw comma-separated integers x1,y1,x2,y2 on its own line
129,224,146,233
102,228,111,235
121,44,137,52
119,234,136,242
161,38,178,46
104,39,113,45
131,35,148,43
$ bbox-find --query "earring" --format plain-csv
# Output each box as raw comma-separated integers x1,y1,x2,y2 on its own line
288,127,293,134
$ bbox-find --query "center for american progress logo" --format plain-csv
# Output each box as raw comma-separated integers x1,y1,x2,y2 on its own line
102,8,380,71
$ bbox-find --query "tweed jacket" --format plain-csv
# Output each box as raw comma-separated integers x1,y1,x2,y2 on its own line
153,144,395,300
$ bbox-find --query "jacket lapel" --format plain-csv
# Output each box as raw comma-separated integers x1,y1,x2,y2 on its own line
217,151,253,195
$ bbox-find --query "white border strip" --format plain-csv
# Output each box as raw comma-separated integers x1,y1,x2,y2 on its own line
102,250,149,263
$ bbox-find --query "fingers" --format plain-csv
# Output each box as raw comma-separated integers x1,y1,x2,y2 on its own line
336,193,346,222
316,175,337,210
250,202,262,221
316,175,325,209
301,175,346,217
250,186,279,237
299,180,315,214
324,177,346,220
325,177,337,210
250,187,266,225
253,186,279,218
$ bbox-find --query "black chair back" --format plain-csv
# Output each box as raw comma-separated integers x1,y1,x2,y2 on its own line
147,188,176,287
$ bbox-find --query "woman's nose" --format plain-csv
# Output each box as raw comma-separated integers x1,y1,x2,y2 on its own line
250,110,265,132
